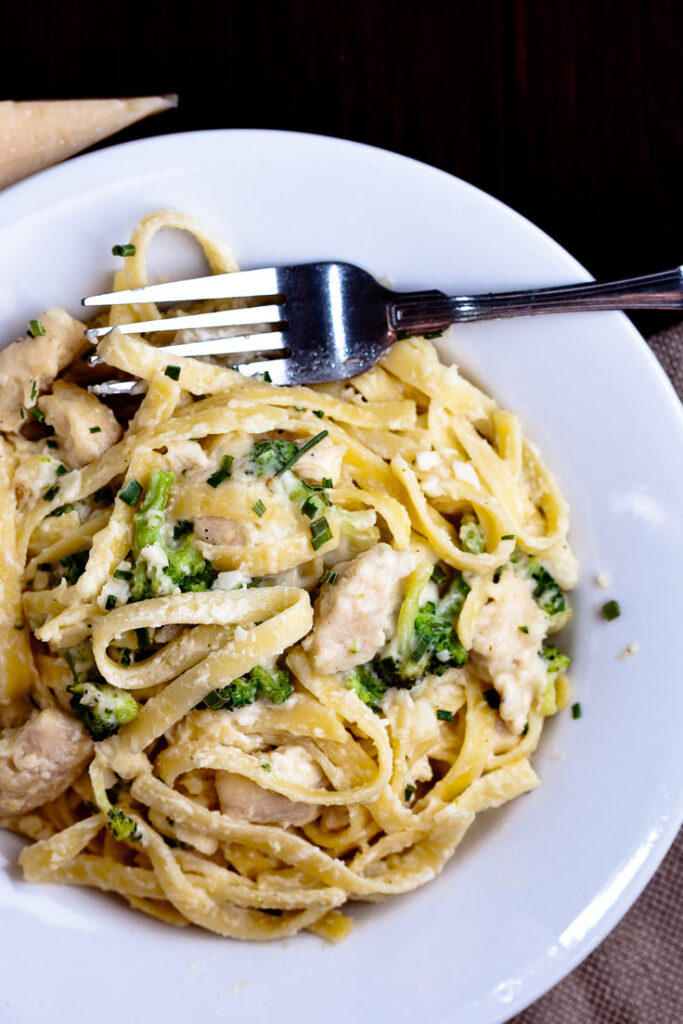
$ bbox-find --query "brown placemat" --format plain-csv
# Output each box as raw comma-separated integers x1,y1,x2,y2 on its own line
510,323,683,1024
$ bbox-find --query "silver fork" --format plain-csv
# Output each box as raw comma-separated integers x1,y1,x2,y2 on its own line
83,262,683,389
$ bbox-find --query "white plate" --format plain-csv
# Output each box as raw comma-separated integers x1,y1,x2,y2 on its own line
0,130,681,1024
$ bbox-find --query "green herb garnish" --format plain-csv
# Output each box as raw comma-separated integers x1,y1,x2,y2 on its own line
206,455,234,488
28,319,46,337
119,479,143,507
601,600,621,621
310,516,332,551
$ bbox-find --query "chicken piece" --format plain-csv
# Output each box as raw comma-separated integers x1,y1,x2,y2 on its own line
295,436,344,486
37,381,122,468
0,708,93,816
13,452,64,506
0,308,87,431
163,440,209,474
470,569,548,734
305,543,417,675
216,744,324,826
194,516,248,546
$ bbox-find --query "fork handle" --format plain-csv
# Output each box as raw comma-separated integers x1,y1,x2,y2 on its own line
389,266,683,331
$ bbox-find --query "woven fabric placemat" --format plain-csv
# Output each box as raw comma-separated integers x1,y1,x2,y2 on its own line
510,322,683,1024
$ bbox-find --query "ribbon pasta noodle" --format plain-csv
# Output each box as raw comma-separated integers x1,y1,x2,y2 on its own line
0,211,577,941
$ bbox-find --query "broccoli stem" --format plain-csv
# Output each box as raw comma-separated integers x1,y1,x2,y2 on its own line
395,561,433,660
133,469,174,558
90,765,141,843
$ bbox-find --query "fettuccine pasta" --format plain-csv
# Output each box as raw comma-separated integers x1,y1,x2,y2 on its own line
0,212,577,941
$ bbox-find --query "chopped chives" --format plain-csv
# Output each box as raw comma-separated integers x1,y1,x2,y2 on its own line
207,454,234,488
135,627,150,649
313,409,325,418
301,493,326,519
30,380,37,401
601,599,621,621
262,371,272,383
42,484,60,502
310,516,332,551
48,503,74,517
113,568,133,581
252,499,266,518
321,570,338,585
430,564,446,585
404,784,416,801
571,702,582,719
275,430,329,476
28,319,46,337
46,439,58,449
518,625,529,634
118,479,143,507
522,722,529,737
164,365,181,381
59,550,89,584
436,709,454,722
173,519,193,539
89,426,102,433
501,534,515,541
482,689,501,709
105,595,117,610
19,408,25,420
322,477,334,489
30,407,45,422
120,648,132,667
423,330,443,339
112,244,136,257
56,464,67,476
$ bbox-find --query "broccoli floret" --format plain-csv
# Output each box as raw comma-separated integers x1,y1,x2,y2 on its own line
373,656,412,689
529,562,565,615
130,470,216,599
538,644,571,716
245,440,298,477
249,665,294,704
539,644,571,677
402,599,468,678
373,571,470,688
510,548,566,616
62,639,99,685
59,549,90,586
199,664,294,710
199,676,259,710
165,536,216,591
345,664,387,709
68,680,140,740
107,807,141,842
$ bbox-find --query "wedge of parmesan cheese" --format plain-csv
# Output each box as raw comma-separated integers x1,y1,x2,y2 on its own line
0,95,178,189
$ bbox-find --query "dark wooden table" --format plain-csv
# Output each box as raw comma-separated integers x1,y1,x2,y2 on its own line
2,0,681,334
